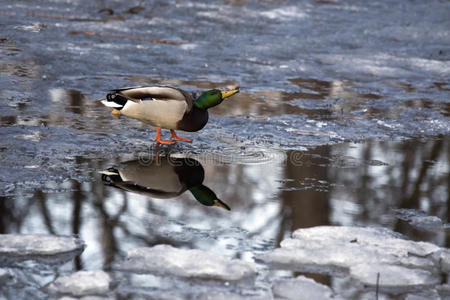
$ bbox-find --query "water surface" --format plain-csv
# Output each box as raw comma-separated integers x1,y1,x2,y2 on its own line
0,0,449,298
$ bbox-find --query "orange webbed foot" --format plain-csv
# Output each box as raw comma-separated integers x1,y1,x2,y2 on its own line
154,127,175,145
170,130,192,143
154,137,175,145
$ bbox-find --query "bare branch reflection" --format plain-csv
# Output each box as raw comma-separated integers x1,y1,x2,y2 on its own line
0,137,448,272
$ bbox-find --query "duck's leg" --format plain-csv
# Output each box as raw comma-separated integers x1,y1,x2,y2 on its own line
170,130,192,142
153,127,174,144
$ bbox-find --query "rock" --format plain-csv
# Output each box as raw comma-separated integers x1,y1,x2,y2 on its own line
272,276,336,300
47,270,111,296
118,244,257,281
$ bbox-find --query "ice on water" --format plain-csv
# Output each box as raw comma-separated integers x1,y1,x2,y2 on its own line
118,244,257,281
0,234,85,260
46,270,110,297
404,290,442,300
258,226,449,292
350,264,438,292
1,0,450,298
0,268,11,283
272,276,337,300
394,208,447,232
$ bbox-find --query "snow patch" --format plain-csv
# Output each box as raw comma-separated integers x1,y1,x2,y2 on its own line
180,43,198,51
260,7,307,20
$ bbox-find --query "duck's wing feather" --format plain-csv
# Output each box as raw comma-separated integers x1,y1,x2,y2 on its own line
105,181,180,198
112,86,195,112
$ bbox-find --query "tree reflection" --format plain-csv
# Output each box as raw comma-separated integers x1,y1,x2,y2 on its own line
394,138,447,241
279,146,331,285
279,146,331,241
0,137,448,272
326,137,449,245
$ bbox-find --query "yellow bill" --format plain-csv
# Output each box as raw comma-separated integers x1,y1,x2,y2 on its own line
221,89,239,99
214,199,231,211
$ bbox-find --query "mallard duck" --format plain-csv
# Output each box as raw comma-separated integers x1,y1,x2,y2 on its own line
101,85,239,144
100,157,230,210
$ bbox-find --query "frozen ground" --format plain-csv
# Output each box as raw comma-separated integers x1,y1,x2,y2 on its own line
0,0,449,299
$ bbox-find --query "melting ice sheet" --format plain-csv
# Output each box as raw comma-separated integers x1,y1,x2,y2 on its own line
394,208,450,232
258,226,450,296
0,234,85,265
46,270,111,297
117,245,257,281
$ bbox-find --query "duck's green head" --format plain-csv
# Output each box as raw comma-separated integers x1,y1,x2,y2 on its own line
194,89,239,110
188,185,231,210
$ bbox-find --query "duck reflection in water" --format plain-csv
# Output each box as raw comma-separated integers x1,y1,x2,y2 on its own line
100,156,230,210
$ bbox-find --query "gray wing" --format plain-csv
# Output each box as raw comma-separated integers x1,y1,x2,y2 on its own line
112,85,195,112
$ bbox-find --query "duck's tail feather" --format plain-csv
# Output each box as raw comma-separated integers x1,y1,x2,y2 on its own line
98,170,119,176
101,92,129,108
101,99,123,108
99,168,122,185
